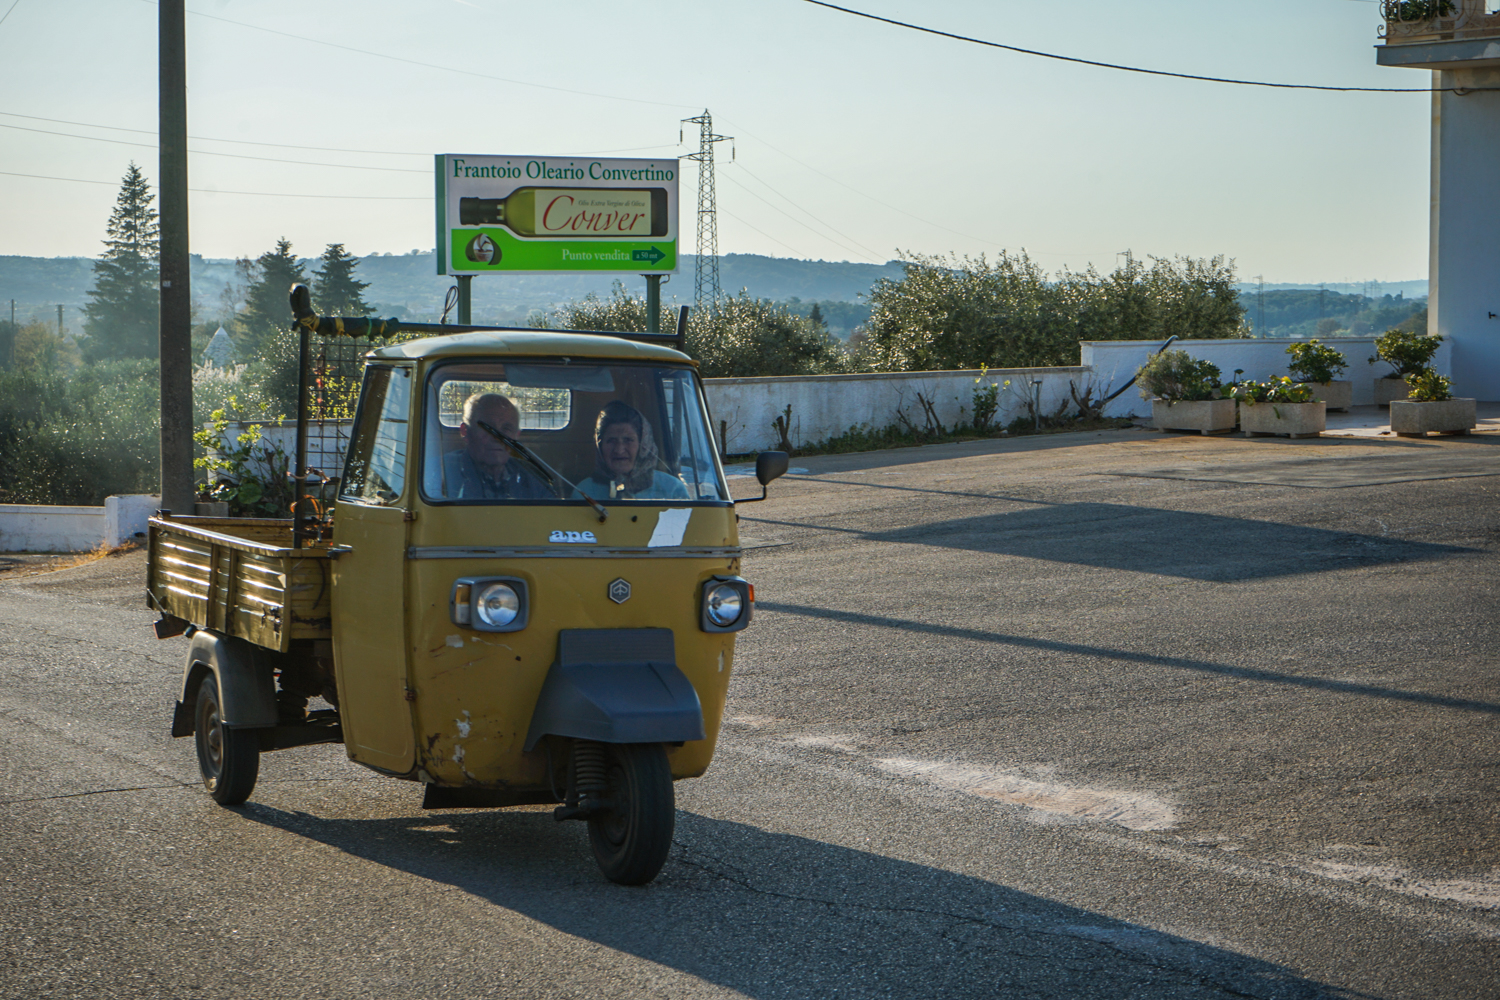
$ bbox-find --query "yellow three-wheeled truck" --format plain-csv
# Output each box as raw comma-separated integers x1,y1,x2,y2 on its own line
147,286,787,884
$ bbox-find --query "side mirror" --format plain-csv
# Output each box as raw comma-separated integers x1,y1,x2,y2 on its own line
737,451,789,504
756,451,789,487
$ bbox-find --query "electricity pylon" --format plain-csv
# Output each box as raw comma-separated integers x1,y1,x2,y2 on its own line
681,110,732,307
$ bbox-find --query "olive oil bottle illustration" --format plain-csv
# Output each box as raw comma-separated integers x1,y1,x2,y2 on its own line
460,187,668,237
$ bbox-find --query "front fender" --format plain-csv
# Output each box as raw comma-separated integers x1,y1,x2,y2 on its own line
170,630,279,736
523,628,705,751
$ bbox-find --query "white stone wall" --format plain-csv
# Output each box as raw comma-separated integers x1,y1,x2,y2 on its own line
702,367,1093,454
0,495,159,554
1081,337,1454,417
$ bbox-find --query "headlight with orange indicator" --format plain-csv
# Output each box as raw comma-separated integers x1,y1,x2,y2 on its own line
701,576,752,633
451,576,529,632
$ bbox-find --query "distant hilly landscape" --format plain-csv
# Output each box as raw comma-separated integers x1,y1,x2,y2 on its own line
0,251,1426,342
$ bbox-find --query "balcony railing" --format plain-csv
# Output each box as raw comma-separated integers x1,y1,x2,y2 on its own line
1381,0,1500,44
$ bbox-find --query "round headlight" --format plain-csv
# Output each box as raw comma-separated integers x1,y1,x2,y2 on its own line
475,582,520,628
705,583,744,627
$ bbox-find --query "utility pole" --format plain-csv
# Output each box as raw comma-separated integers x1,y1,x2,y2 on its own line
681,110,732,307
1250,275,1264,335
158,0,195,514
57,304,63,336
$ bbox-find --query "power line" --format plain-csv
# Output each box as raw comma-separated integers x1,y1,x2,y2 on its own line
137,0,700,111
719,171,883,264
0,168,425,199
0,109,428,157
0,0,21,30
721,118,1095,258
799,0,1474,93
727,162,886,262
0,110,682,160
719,208,812,260
0,120,430,173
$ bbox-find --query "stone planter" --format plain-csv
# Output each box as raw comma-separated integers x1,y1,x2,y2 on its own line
193,501,230,517
1390,398,1476,437
1240,400,1325,438
1373,376,1412,408
1152,398,1235,435
1307,380,1351,412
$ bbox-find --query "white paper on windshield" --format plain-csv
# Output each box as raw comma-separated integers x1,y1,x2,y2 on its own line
647,508,692,548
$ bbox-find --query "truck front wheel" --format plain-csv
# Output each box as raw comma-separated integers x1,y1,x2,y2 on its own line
587,742,674,885
194,673,259,805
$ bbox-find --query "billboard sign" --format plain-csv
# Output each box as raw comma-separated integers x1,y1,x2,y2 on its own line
435,154,680,276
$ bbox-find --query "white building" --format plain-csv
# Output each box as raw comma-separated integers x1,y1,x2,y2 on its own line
1378,0,1500,399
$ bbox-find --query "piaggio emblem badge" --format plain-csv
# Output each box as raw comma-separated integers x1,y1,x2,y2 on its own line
608,578,631,604
549,530,596,543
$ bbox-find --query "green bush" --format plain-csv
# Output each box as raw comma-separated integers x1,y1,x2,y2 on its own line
532,283,850,379
1284,339,1348,384
1135,350,1222,402
1230,376,1318,405
1371,328,1442,378
1406,369,1453,402
859,250,1243,373
0,360,160,505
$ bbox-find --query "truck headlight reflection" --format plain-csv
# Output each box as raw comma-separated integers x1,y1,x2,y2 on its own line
701,577,752,633
451,576,529,632
477,583,521,628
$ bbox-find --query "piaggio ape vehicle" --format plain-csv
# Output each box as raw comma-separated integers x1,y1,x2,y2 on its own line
147,285,788,885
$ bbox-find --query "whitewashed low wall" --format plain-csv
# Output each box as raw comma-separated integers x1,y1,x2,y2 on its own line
0,494,160,554
1081,337,1455,417
703,367,1093,454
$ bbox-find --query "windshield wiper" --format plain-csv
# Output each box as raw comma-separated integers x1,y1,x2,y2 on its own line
474,419,608,523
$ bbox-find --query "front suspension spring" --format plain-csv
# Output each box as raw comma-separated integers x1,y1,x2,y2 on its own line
573,741,608,807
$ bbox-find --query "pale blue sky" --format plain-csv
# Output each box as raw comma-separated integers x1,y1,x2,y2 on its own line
0,0,1432,283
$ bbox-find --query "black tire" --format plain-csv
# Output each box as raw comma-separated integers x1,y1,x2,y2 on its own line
194,673,259,806
587,743,674,885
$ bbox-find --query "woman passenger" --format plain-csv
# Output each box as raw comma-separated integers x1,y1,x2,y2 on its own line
574,401,689,501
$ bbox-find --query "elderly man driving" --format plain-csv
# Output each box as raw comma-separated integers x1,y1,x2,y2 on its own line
442,392,551,500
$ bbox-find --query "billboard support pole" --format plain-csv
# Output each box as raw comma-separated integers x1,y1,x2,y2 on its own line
457,275,472,325
645,274,661,334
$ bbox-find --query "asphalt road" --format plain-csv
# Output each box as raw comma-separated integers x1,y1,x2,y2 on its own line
1,426,1497,998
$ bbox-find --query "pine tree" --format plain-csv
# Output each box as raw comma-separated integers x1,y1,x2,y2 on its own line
237,238,308,353
82,162,160,362
311,243,371,316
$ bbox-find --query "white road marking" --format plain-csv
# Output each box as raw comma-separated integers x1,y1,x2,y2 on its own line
875,756,1179,832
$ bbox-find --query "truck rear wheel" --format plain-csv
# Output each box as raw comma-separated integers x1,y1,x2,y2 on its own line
587,742,674,885
194,673,259,805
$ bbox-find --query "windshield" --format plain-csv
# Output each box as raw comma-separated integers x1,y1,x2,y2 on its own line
420,360,729,505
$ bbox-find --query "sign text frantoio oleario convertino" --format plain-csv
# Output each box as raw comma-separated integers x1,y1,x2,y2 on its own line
451,159,675,182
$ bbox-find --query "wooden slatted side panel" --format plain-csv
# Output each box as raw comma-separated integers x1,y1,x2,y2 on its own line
286,556,333,640
148,519,332,653
151,529,214,626
235,550,290,651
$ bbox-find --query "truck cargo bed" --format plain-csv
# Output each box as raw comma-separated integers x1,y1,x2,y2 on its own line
147,516,332,652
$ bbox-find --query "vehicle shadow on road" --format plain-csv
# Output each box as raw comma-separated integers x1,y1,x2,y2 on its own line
842,503,1472,581
239,803,1367,999
753,600,1500,715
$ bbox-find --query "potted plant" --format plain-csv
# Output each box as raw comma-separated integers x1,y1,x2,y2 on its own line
1136,349,1233,435
1231,376,1325,438
1284,339,1351,412
1389,369,1476,437
1370,328,1443,407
